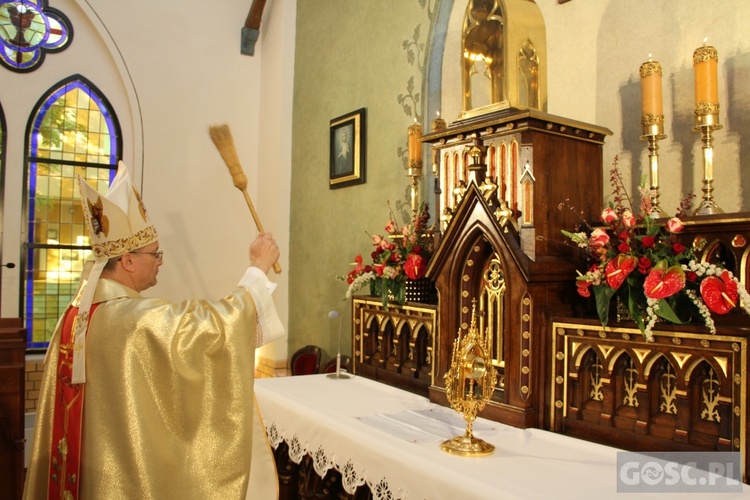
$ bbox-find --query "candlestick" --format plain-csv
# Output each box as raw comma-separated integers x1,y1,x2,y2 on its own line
692,123,724,215
407,119,423,212
639,56,667,217
432,111,446,132
692,40,723,215
639,133,668,218
693,40,720,127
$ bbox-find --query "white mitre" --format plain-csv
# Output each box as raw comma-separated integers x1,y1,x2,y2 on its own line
71,161,158,383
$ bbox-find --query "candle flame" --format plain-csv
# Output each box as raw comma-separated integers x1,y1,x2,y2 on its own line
436,111,440,118
648,53,652,61
703,37,708,46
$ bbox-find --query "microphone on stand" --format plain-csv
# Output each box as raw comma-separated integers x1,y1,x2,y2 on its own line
327,310,350,379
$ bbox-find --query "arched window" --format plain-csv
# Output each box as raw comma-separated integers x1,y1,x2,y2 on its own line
24,76,120,349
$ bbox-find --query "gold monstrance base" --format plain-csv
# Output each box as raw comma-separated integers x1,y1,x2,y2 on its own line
441,432,495,457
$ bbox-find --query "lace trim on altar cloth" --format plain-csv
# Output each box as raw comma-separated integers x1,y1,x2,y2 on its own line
266,422,404,499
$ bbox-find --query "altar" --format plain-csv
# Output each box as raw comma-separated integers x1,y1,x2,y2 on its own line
254,375,748,499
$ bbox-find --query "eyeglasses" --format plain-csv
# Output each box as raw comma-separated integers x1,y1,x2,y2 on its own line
132,250,163,261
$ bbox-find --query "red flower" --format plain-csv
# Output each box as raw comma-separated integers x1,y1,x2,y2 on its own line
637,256,652,275
605,255,638,290
672,243,685,255
576,279,593,297
403,252,427,280
601,207,618,223
641,235,656,248
617,242,631,253
644,261,685,299
686,271,698,282
618,231,630,242
589,228,609,248
700,271,738,314
666,217,684,234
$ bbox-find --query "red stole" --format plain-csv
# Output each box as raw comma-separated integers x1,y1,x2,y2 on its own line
48,303,99,500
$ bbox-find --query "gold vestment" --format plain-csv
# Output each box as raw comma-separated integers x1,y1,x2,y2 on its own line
24,278,280,499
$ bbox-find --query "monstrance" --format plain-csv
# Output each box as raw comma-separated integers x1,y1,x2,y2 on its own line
441,301,497,456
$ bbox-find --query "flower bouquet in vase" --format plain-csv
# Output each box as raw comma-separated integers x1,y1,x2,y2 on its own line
562,156,750,340
339,202,435,307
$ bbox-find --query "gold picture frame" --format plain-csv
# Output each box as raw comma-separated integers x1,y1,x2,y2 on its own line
330,108,366,189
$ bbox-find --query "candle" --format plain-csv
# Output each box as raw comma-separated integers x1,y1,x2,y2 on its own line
639,55,663,118
694,38,719,107
408,119,423,164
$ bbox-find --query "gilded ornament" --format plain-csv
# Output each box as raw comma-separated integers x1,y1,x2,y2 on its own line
693,46,718,64
441,301,496,457
556,352,564,360
523,298,530,305
672,338,682,345
555,376,563,384
639,61,662,78
692,236,707,252
521,386,529,394
640,113,665,127
557,328,565,336
694,102,720,117
731,234,746,248
555,400,563,409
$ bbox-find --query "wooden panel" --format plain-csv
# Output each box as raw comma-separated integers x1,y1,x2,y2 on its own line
351,298,437,398
550,319,749,482
0,318,26,500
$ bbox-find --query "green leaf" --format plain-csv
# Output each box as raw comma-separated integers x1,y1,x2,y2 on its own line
594,285,616,326
653,298,687,323
626,291,645,333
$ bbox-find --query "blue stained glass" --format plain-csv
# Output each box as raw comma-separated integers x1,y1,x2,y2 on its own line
25,77,120,349
0,0,72,73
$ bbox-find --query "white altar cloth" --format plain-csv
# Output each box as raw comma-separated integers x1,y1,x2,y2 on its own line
255,374,749,499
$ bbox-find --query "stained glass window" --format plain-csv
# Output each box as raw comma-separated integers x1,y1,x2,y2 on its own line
0,0,72,73
25,76,120,349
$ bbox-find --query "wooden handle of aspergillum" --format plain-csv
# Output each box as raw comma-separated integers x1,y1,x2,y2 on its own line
240,188,282,274
209,123,281,274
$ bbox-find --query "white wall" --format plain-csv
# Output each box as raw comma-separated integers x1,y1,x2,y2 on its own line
438,0,750,214
0,0,295,361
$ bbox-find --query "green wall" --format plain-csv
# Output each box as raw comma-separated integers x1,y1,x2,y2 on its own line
289,1,435,361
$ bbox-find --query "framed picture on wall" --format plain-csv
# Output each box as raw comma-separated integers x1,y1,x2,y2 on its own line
330,108,366,189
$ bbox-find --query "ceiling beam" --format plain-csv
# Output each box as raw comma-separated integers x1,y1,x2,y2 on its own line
241,0,268,56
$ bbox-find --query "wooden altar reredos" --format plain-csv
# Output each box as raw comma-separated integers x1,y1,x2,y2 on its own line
351,108,750,481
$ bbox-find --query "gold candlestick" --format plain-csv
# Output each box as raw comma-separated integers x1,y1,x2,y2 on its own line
640,115,667,218
692,42,723,215
408,159,423,213
693,122,724,215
